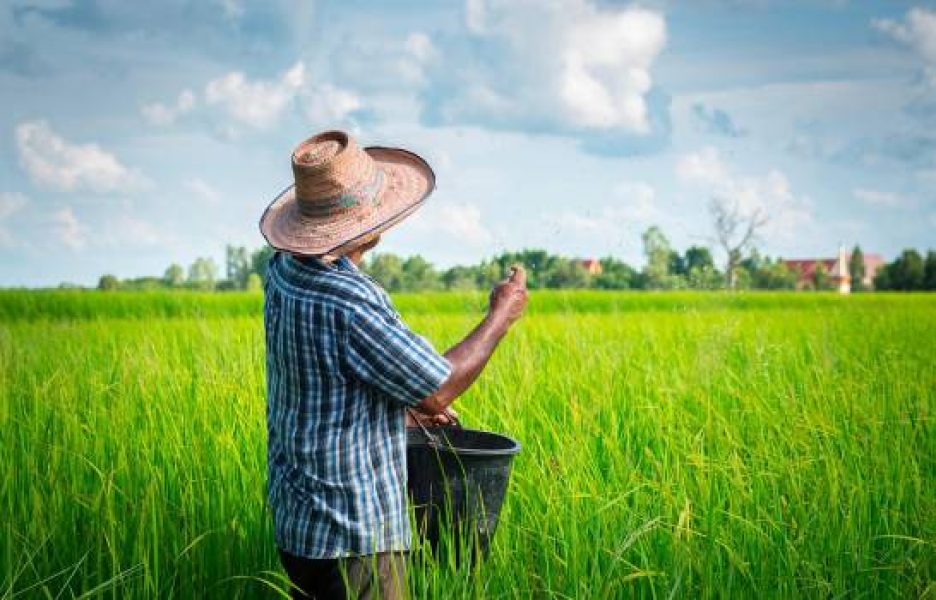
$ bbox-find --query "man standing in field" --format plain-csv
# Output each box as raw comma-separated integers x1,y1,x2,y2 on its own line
258,130,527,599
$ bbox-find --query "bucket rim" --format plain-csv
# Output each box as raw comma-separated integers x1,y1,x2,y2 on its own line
407,426,522,457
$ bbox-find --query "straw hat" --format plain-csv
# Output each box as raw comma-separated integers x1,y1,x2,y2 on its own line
259,130,435,257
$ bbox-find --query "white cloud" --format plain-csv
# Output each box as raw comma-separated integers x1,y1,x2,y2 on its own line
158,61,366,132
874,7,936,86
434,0,666,134
408,201,493,246
52,206,87,250
142,89,196,126
101,215,166,247
677,146,814,243
184,178,222,206
611,181,662,223
205,62,306,129
0,192,28,247
676,146,731,187
0,192,26,220
853,187,904,207
303,83,363,125
405,32,437,64
15,120,146,193
466,0,487,33
217,0,244,21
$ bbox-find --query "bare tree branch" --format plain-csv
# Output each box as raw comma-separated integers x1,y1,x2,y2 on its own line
709,197,769,289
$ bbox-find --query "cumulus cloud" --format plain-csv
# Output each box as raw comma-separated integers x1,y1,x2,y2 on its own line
51,206,87,250
408,201,493,246
853,187,904,207
142,89,196,126
205,62,306,129
874,7,936,87
405,32,438,65
0,192,27,247
145,61,364,133
15,120,146,193
184,178,222,206
677,146,814,243
422,0,669,151
217,0,245,21
304,83,364,125
100,215,166,248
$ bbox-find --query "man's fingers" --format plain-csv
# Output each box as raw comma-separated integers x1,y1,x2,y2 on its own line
509,264,527,288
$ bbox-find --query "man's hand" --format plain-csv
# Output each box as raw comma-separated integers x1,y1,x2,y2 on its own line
406,407,459,428
489,265,528,326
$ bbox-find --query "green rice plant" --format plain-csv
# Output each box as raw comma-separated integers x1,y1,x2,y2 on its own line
1,291,934,598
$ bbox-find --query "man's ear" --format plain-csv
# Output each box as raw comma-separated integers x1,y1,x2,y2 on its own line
358,234,382,253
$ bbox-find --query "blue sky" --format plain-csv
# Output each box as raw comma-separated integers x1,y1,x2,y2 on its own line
1,0,934,286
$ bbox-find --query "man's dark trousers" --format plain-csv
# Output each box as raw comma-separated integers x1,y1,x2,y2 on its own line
278,549,407,599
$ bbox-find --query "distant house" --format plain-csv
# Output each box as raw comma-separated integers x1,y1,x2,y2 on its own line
580,258,603,275
782,248,884,293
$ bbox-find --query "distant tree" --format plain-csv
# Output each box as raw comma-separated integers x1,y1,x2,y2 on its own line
441,266,479,290
163,263,185,288
709,196,768,289
668,251,686,277
366,253,405,291
893,249,925,290
683,246,714,273
594,257,638,289
873,264,891,291
401,256,440,291
848,245,866,292
475,260,504,289
188,257,218,290
250,246,276,282
225,245,251,289
491,249,554,289
925,250,936,291
687,265,723,289
745,254,796,290
546,258,591,288
98,274,119,291
877,249,926,291
642,226,681,289
682,245,720,289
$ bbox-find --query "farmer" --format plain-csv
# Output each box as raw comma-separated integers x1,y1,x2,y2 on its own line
258,130,527,599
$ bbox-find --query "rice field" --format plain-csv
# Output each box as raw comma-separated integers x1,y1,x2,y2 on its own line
2,290,935,598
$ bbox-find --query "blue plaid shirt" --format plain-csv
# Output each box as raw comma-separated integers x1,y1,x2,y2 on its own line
263,252,452,558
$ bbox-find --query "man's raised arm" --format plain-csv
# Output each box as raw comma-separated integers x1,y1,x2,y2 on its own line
416,266,528,416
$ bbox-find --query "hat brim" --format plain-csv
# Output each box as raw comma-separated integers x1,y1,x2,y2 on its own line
259,146,435,256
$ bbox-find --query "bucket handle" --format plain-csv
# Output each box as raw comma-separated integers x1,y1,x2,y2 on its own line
406,408,462,448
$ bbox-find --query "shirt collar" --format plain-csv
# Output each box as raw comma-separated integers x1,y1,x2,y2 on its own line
288,253,358,274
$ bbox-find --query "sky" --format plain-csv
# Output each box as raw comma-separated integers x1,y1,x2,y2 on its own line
1,0,935,287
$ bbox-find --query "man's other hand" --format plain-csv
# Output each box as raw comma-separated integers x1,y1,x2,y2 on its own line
489,264,528,326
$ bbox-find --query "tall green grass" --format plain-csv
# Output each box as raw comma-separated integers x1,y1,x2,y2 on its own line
2,292,934,597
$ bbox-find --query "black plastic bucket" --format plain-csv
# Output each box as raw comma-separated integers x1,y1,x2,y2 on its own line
406,427,521,559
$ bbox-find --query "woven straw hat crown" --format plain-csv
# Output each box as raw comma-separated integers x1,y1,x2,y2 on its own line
291,131,382,219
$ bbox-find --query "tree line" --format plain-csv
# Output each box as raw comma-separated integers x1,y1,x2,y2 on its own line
96,233,936,293
93,226,789,292
873,249,936,291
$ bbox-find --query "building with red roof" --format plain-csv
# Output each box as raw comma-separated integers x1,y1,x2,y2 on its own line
782,248,884,293
580,258,603,275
